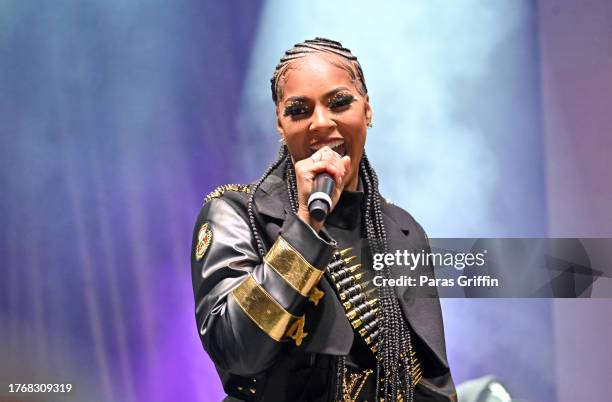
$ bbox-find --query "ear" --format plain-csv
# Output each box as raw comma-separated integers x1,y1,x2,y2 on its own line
364,95,373,126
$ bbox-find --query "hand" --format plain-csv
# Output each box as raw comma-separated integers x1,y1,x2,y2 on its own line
293,146,351,232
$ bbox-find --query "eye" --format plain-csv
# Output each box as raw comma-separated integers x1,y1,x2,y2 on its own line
284,101,310,117
329,93,356,110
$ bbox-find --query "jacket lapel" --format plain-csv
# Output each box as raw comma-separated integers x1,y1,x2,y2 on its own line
383,209,451,369
256,174,288,221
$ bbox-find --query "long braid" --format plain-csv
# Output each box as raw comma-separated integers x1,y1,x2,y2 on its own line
360,158,397,400
366,154,415,401
285,159,298,213
361,154,415,402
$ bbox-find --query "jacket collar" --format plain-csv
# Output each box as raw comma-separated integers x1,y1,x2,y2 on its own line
383,211,450,369
255,162,290,221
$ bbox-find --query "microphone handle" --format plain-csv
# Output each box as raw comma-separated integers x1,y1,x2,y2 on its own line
308,173,335,221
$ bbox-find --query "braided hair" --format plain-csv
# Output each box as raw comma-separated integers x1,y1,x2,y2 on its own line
270,37,368,105
248,38,414,402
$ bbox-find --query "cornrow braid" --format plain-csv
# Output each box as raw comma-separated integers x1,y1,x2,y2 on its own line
270,37,368,105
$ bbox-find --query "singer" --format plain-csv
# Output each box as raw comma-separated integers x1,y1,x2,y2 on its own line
191,38,455,401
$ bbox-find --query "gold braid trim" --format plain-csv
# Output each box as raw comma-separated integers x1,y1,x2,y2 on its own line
204,184,252,204
409,350,423,387
380,351,422,401
264,236,325,297
231,274,307,344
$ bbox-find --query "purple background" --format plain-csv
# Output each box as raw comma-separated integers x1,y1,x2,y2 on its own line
1,1,611,401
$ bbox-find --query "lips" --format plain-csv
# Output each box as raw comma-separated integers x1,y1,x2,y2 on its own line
310,139,346,157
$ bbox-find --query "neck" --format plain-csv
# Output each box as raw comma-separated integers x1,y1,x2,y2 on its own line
344,173,359,192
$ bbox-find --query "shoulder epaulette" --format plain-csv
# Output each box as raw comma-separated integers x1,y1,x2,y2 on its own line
204,184,252,204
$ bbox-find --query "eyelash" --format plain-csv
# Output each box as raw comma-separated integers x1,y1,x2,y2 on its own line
329,93,355,109
283,94,356,117
284,103,309,117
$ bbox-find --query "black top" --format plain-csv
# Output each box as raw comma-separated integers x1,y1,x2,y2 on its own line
325,189,378,400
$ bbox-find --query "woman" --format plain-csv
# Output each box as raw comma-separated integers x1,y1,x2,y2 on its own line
191,38,455,402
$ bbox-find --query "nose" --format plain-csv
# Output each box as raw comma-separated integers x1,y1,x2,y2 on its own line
309,104,336,133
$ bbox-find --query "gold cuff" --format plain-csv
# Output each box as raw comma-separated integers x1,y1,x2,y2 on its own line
264,236,324,296
231,274,304,343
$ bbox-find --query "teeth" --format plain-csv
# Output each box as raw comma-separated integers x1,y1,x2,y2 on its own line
311,140,344,151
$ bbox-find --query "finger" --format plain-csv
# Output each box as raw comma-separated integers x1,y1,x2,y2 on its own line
331,154,349,178
298,148,345,182
313,146,342,163
340,155,351,172
310,146,330,163
318,147,345,171
323,155,344,176
311,160,343,184
305,150,341,171
310,151,322,164
323,146,342,161
327,153,349,182
295,156,339,177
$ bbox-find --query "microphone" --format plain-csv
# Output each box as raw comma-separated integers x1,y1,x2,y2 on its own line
308,173,335,221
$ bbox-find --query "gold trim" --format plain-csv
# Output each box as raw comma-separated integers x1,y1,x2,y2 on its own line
286,315,308,346
195,223,212,261
339,247,353,257
411,351,423,386
343,255,357,265
308,286,325,305
204,184,251,204
231,275,302,342
343,368,373,402
264,236,324,296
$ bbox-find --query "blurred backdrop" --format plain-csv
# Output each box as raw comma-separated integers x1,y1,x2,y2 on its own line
1,0,611,401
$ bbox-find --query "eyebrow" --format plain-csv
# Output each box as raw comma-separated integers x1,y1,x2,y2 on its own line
325,86,351,97
283,86,352,105
284,96,308,104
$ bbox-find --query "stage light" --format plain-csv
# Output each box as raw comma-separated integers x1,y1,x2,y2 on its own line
457,375,514,402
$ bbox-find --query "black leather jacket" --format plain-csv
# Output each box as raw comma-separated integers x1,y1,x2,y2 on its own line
191,162,456,401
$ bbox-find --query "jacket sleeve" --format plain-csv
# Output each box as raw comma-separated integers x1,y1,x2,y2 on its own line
191,196,335,376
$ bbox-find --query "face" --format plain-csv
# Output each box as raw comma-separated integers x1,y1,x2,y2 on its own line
276,53,372,191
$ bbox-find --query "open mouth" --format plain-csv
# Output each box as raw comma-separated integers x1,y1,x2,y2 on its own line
310,139,347,157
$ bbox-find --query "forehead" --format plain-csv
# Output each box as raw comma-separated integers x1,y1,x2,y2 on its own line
280,53,357,101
